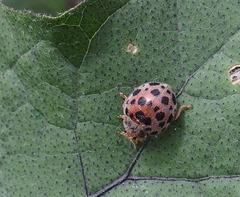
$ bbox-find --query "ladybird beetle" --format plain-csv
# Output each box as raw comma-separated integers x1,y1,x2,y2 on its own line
119,82,192,148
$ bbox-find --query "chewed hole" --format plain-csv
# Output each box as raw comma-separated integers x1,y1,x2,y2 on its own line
126,43,138,54
228,65,240,85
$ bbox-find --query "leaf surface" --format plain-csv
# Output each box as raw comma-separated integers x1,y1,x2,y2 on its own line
1,0,240,196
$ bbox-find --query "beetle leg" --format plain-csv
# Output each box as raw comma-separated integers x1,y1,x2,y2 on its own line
119,92,128,100
121,131,147,148
174,105,192,120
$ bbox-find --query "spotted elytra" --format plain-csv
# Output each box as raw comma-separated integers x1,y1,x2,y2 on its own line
119,82,192,148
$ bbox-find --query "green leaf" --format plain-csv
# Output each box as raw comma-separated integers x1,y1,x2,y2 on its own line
1,0,240,196
105,177,240,197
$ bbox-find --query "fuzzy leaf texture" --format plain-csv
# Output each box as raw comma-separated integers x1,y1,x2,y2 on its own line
1,0,240,196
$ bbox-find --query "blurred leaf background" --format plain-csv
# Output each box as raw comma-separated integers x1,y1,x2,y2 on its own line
2,0,82,16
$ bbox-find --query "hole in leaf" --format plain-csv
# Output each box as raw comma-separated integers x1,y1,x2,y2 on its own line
126,43,138,54
228,65,240,85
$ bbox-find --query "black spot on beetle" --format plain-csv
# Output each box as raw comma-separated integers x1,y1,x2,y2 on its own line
143,117,151,125
130,99,136,105
151,89,160,96
154,106,160,112
136,111,144,120
132,89,141,96
138,97,146,106
172,93,176,105
146,100,152,107
139,130,145,138
167,114,173,123
156,112,165,121
159,122,165,128
145,127,152,131
167,90,171,94
161,96,169,105
149,82,160,86
150,131,158,135
125,108,129,115
169,105,173,110
130,113,134,119
131,127,138,133
161,85,165,89
145,88,149,91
